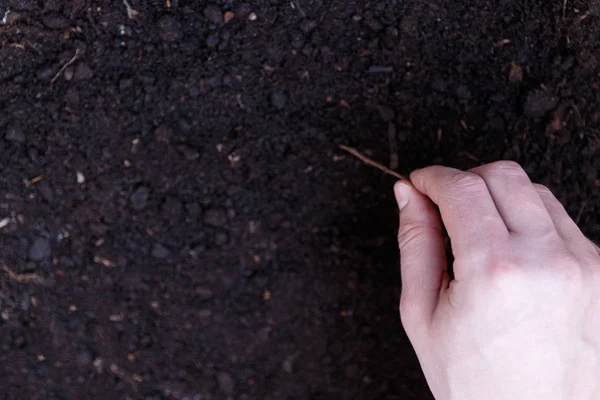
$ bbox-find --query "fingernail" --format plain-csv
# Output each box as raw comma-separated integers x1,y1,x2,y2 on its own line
394,181,411,211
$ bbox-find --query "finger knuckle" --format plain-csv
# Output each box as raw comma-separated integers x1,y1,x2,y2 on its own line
488,257,524,287
533,183,553,196
398,223,426,254
485,160,526,177
446,172,486,193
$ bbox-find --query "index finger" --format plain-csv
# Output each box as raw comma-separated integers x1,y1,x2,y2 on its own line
410,166,509,264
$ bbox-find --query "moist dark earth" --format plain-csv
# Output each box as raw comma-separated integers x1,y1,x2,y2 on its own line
0,0,599,399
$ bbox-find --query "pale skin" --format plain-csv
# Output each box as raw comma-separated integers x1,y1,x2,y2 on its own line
394,161,600,400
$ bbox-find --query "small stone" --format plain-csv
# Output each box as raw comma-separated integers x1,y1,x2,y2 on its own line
157,15,183,42
206,33,219,48
365,18,383,31
37,66,55,81
248,12,257,21
290,30,305,49
215,231,229,245
119,78,134,91
282,354,297,373
455,84,472,100
300,19,317,33
75,350,93,366
216,371,235,395
271,91,287,110
29,238,51,261
42,14,69,29
185,202,201,218
196,286,214,300
197,308,212,318
63,66,74,81
524,90,559,118
130,186,150,211
9,0,38,10
161,196,183,217
177,145,200,160
38,181,55,203
76,171,85,184
203,208,227,227
204,5,223,24
151,243,170,259
43,0,63,12
5,125,25,143
74,63,94,80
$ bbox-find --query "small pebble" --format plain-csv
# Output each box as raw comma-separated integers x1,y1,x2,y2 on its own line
157,15,183,42
43,0,62,12
216,371,235,395
37,66,55,81
130,186,150,211
9,0,37,11
76,171,85,184
41,14,68,29
290,30,305,49
64,66,74,81
300,19,317,33
524,89,559,118
455,84,472,100
215,231,229,245
177,145,200,160
29,237,51,261
203,207,228,227
74,63,94,80
271,91,287,110
75,350,93,366
197,286,214,300
151,243,170,259
204,4,223,24
5,125,25,143
248,12,257,21
206,33,219,48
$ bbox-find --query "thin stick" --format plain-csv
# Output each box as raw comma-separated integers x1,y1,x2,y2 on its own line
51,48,80,86
339,144,406,180
2,265,46,285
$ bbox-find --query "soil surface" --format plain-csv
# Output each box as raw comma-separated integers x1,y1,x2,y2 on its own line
1,0,599,399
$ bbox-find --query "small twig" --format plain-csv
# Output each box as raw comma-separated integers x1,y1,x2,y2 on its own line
338,144,406,180
2,265,46,285
50,48,80,86
123,0,140,20
23,175,44,186
387,122,399,170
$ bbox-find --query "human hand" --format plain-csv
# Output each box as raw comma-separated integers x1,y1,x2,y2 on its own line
394,161,600,400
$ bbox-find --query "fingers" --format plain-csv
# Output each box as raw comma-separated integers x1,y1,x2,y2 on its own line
395,181,449,332
534,184,599,261
409,166,509,265
470,162,555,235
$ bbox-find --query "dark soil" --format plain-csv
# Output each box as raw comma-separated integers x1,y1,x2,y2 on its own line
1,0,599,399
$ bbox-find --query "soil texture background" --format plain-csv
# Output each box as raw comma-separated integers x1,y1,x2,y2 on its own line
0,0,599,399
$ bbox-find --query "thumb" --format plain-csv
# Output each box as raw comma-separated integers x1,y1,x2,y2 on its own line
394,181,448,333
